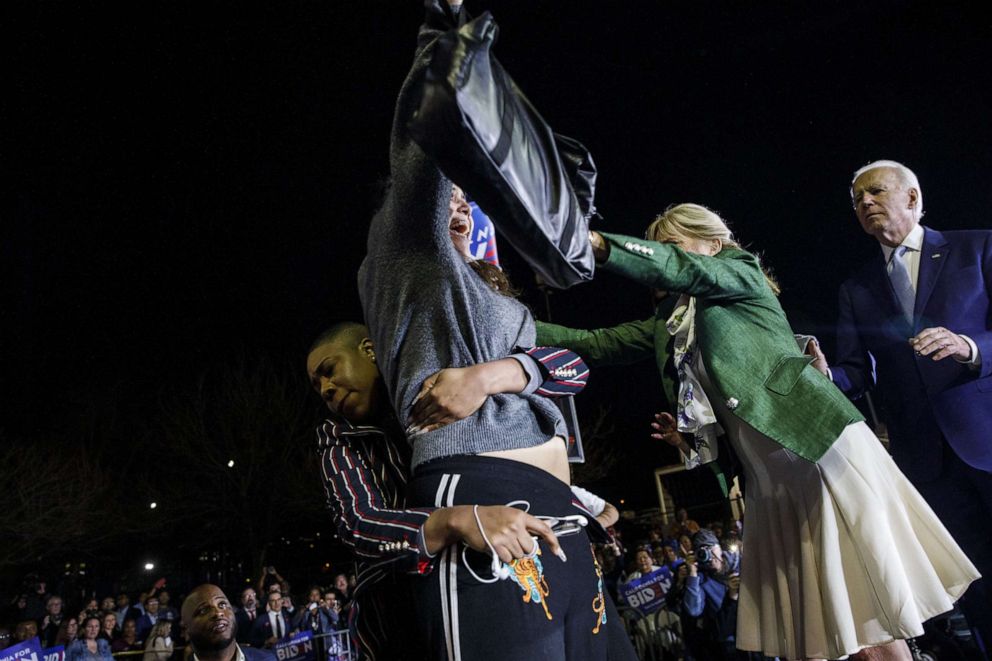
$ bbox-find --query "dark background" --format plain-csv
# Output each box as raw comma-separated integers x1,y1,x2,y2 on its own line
5,1,992,585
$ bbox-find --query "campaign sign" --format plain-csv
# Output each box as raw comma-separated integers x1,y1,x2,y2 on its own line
1,637,42,661
274,630,315,661
41,646,64,661
621,567,674,616
469,202,500,268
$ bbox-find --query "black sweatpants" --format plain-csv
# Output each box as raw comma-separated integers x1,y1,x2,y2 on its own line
409,455,610,661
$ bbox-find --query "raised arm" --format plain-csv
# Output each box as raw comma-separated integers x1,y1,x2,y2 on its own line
591,231,769,303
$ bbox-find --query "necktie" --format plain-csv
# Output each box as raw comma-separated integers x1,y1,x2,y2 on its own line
276,614,283,639
887,245,915,323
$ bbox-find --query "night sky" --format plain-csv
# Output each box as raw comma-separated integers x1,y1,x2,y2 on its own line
8,2,992,506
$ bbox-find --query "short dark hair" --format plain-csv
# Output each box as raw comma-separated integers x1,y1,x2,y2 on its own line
308,322,368,354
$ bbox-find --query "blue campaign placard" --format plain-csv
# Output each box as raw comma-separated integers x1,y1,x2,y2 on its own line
274,630,315,661
41,646,64,661
620,566,675,616
1,637,42,661
468,202,500,268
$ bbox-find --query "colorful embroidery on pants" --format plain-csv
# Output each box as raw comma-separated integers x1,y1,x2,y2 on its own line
591,556,606,634
507,549,552,620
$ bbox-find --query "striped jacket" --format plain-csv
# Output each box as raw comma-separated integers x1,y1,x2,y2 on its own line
316,346,590,575
316,347,589,658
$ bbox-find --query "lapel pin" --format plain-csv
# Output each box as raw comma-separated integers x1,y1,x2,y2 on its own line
932,253,941,258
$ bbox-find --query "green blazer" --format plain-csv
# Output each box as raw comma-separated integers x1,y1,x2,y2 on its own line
543,232,863,464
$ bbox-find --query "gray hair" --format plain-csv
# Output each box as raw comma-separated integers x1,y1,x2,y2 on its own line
850,159,924,220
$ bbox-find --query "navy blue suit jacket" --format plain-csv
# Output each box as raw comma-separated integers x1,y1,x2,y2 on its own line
249,609,292,649
832,226,992,483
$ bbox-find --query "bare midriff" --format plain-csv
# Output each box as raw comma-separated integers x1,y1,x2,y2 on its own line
481,436,570,484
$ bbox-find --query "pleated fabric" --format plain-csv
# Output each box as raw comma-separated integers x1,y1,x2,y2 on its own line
697,360,978,659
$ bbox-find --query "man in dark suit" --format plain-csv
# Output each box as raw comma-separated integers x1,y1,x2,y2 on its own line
182,584,275,661
817,159,992,649
233,588,258,645
135,595,161,642
250,591,291,649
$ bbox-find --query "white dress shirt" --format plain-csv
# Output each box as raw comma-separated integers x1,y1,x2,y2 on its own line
883,224,980,366
268,610,286,639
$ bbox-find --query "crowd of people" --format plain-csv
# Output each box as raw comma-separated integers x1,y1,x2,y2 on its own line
594,508,749,660
0,569,357,661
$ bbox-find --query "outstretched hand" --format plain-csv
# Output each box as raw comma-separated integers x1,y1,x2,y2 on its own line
650,412,684,447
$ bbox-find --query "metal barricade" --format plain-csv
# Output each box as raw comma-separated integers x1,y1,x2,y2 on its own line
617,604,682,661
314,630,353,661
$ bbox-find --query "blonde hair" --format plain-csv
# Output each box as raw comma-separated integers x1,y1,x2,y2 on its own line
646,203,740,249
647,203,780,296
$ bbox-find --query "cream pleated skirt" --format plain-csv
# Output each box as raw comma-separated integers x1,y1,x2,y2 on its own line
722,415,979,659
692,356,979,659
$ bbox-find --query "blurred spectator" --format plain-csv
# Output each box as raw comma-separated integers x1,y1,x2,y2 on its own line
182,584,275,661
40,595,65,646
678,534,693,557
115,593,141,626
675,508,701,536
21,577,50,622
624,548,661,583
141,620,173,661
136,596,161,641
292,588,332,634
0,628,11,649
233,588,258,645
77,599,100,624
99,612,116,642
66,616,113,661
156,591,178,622
279,594,295,622
256,567,287,597
99,597,115,614
111,619,142,654
320,591,342,631
332,575,350,604
668,529,742,660
54,617,79,647
659,544,682,572
250,591,289,649
13,620,38,643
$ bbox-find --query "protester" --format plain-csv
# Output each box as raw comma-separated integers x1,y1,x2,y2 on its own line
306,320,590,659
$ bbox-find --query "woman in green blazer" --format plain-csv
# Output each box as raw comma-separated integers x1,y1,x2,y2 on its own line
555,203,977,660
